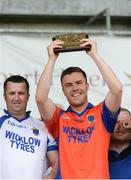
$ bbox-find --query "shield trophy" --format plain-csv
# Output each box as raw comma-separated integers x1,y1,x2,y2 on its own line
52,32,91,53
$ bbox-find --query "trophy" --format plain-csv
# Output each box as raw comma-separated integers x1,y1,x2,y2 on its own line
52,32,91,53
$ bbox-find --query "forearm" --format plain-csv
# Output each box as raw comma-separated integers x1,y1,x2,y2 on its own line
90,53,123,95
81,38,123,95
47,162,58,179
36,60,55,103
44,159,58,179
44,152,58,179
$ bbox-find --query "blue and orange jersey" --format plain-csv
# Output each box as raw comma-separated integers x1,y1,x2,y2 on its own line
46,101,119,179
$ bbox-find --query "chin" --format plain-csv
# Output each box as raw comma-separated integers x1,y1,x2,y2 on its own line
72,102,83,106
114,137,126,141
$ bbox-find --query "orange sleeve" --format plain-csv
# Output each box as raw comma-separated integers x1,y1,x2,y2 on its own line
45,106,61,138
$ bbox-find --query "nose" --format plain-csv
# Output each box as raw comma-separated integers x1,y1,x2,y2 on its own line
117,124,121,131
14,93,19,100
72,84,79,91
114,122,120,132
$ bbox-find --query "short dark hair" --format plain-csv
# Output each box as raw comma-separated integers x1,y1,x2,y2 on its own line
120,107,131,115
4,75,29,94
60,67,87,84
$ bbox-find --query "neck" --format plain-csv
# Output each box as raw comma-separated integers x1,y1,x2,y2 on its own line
109,140,129,153
10,112,26,120
71,102,88,113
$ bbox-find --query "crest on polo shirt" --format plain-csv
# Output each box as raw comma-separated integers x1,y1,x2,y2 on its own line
32,127,39,136
87,114,95,123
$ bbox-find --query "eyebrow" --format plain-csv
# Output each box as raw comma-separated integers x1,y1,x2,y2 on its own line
64,80,84,85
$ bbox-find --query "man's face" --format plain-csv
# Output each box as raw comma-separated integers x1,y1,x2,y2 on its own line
112,110,131,142
62,72,89,110
4,81,29,118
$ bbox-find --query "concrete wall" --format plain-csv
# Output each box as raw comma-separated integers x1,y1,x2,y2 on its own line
0,0,130,16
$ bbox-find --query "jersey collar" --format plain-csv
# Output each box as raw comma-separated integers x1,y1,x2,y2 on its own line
109,141,131,162
67,102,94,115
4,109,31,122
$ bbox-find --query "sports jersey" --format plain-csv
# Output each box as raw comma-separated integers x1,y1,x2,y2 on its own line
109,142,131,179
0,109,58,179
46,101,119,179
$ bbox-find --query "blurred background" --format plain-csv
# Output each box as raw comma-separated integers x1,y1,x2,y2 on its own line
0,0,131,118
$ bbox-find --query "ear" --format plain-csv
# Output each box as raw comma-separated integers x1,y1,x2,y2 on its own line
86,83,89,91
62,87,65,95
27,93,30,101
3,93,6,101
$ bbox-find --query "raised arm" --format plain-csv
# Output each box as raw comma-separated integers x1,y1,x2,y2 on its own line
80,38,123,112
35,40,64,121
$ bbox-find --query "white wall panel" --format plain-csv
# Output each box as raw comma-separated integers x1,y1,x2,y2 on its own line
0,34,131,117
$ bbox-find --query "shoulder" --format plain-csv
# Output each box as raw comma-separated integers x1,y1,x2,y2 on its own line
0,109,11,128
88,102,103,113
0,109,5,117
30,116,48,131
30,116,44,125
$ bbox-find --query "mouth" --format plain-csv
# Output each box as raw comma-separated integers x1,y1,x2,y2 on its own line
115,131,125,135
72,93,81,97
13,103,21,107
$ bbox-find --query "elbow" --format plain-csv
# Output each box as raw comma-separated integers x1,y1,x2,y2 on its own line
117,83,123,97
35,93,44,107
35,93,41,104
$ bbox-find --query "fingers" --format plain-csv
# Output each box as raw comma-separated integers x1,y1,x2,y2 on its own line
51,39,64,48
47,40,64,58
80,38,97,55
119,121,131,132
80,38,92,46
48,40,64,51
